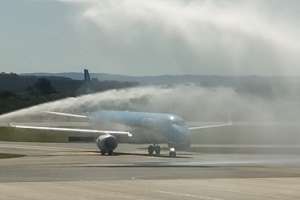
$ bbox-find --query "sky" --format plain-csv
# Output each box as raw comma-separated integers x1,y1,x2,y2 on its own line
0,0,299,76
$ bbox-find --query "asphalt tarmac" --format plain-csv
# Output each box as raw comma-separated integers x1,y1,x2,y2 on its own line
1,141,300,199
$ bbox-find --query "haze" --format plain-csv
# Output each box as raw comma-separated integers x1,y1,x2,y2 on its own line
1,0,299,75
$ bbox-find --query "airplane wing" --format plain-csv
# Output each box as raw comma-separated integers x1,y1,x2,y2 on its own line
9,123,132,137
188,122,232,130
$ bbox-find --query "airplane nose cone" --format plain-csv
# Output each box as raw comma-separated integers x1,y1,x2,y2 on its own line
171,125,191,149
173,124,189,135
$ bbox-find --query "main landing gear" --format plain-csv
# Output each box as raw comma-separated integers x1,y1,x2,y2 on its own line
148,144,161,156
147,144,177,157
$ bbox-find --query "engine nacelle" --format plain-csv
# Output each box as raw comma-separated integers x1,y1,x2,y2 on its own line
96,134,118,154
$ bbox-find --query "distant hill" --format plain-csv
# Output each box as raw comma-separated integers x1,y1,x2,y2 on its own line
1,73,138,93
0,73,81,94
24,72,237,85
23,72,300,99
0,73,138,114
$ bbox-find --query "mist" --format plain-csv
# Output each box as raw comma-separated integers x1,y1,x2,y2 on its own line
0,84,297,123
1,0,300,147
1,83,300,150
56,0,300,75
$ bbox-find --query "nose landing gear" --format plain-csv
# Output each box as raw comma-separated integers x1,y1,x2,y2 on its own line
169,147,176,157
147,144,176,157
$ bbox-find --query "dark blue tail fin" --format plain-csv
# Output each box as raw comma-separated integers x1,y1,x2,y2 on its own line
84,69,91,82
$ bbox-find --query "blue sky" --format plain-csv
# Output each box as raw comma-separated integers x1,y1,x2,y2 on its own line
0,0,299,75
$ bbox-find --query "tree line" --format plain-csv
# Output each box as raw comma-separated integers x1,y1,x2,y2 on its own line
0,73,138,114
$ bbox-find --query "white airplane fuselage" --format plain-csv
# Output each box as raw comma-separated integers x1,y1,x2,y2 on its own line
89,111,191,149
9,109,231,157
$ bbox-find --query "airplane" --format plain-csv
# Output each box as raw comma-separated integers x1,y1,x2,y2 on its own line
10,110,232,157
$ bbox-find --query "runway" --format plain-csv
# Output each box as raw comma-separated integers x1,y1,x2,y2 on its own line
1,141,300,199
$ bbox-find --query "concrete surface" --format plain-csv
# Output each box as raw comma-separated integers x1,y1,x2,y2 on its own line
1,142,300,199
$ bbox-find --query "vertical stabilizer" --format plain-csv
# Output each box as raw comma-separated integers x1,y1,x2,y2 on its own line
84,69,91,82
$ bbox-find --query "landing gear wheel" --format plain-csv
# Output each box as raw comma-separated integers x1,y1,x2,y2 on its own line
154,145,161,156
108,150,113,156
100,150,106,155
169,147,176,157
148,145,154,155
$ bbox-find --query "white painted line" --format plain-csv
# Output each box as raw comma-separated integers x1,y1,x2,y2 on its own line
0,144,88,152
157,190,224,200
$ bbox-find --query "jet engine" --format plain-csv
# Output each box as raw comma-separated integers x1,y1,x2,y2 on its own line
96,134,118,155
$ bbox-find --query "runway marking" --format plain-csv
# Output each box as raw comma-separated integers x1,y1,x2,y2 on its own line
0,144,90,152
156,190,224,200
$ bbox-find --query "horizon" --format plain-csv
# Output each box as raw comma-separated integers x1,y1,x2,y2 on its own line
4,71,300,78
